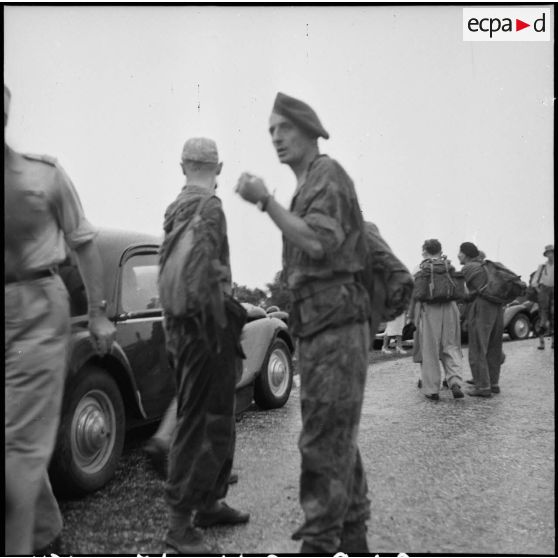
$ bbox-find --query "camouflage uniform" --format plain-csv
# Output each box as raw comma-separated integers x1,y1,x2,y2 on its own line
284,155,371,552
5,148,97,555
161,185,246,512
462,259,504,392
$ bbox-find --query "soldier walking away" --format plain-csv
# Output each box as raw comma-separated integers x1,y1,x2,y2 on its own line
531,244,554,350
409,240,464,401
159,138,249,554
4,84,116,555
236,92,371,554
458,241,503,397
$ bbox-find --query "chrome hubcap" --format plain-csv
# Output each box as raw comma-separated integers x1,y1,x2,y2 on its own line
268,349,290,396
72,391,115,473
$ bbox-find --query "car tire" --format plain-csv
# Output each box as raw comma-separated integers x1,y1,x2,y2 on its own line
49,365,125,497
507,313,531,340
254,338,293,409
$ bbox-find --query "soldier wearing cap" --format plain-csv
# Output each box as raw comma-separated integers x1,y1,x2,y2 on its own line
236,93,371,553
531,244,554,350
4,84,116,555
159,137,249,554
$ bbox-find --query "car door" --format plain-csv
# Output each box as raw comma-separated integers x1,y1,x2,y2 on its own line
114,248,174,418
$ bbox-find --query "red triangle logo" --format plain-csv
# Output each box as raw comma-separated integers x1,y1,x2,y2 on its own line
516,19,530,31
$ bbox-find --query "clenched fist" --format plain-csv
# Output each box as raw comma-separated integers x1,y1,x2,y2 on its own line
235,172,269,205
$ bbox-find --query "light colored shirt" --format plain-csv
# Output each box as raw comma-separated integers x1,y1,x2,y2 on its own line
4,149,97,272
535,262,554,288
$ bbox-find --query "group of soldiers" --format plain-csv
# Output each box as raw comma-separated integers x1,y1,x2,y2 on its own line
4,81,554,556
408,241,554,401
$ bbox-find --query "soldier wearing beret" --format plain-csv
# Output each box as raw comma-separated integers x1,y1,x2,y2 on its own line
237,92,371,553
4,84,116,555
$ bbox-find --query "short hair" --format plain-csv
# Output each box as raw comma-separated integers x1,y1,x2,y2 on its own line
181,160,219,173
422,239,442,256
460,242,479,259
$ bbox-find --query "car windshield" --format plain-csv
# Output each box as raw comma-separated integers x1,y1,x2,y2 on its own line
121,254,161,313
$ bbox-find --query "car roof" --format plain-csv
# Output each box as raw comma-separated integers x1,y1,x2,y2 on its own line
94,228,162,312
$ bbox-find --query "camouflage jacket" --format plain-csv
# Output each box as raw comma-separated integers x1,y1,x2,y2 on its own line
283,155,369,338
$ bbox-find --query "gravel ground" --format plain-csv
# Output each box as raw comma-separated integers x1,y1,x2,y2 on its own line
58,337,554,555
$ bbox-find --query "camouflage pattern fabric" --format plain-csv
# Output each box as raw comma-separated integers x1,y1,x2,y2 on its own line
282,155,367,291
291,320,371,552
164,302,245,512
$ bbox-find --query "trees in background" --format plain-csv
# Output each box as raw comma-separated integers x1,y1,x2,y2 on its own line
232,271,290,311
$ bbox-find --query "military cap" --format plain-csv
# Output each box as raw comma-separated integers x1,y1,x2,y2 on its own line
4,84,11,117
272,92,329,140
459,242,479,259
181,137,219,164
543,244,554,256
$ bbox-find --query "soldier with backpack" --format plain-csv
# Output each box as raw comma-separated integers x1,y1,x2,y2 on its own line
236,92,371,554
458,241,526,397
158,138,249,554
409,239,465,401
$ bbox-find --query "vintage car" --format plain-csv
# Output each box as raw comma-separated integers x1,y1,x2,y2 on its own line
459,298,540,341
49,229,294,497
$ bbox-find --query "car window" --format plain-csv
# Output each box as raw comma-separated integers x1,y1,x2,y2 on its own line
121,253,161,312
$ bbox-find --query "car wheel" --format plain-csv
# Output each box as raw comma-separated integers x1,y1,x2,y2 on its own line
50,365,125,497
507,313,531,340
254,338,293,409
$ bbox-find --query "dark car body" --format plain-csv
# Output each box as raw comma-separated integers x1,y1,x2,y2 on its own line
50,229,294,496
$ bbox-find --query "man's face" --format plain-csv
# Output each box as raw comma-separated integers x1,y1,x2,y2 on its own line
546,251,554,264
268,113,315,166
458,251,466,265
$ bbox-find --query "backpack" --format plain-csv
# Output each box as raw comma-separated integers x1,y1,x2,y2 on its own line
359,222,414,336
478,260,526,305
413,257,466,303
158,195,225,325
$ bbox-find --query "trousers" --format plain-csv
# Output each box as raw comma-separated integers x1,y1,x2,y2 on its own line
164,306,244,512
417,302,463,395
5,275,70,555
467,297,504,390
292,320,371,552
538,285,554,336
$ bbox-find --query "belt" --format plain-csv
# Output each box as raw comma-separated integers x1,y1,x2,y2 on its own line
291,273,355,302
5,266,59,285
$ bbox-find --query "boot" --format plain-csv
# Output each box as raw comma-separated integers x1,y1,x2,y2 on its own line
194,501,250,528
165,509,213,554
339,521,370,553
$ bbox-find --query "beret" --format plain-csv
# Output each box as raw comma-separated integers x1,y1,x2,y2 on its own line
272,92,329,140
460,242,480,259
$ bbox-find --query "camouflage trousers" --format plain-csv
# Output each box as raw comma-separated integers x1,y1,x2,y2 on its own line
292,320,371,552
164,313,240,513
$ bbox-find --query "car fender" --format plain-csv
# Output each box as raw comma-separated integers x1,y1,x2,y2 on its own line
67,325,147,419
503,303,529,329
238,317,292,388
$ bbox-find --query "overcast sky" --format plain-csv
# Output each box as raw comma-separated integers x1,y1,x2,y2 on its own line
4,5,554,290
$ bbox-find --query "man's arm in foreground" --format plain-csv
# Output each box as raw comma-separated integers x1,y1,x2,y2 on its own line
73,240,116,355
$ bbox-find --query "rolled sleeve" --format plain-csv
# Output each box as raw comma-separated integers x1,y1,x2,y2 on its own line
303,184,346,256
51,164,97,249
